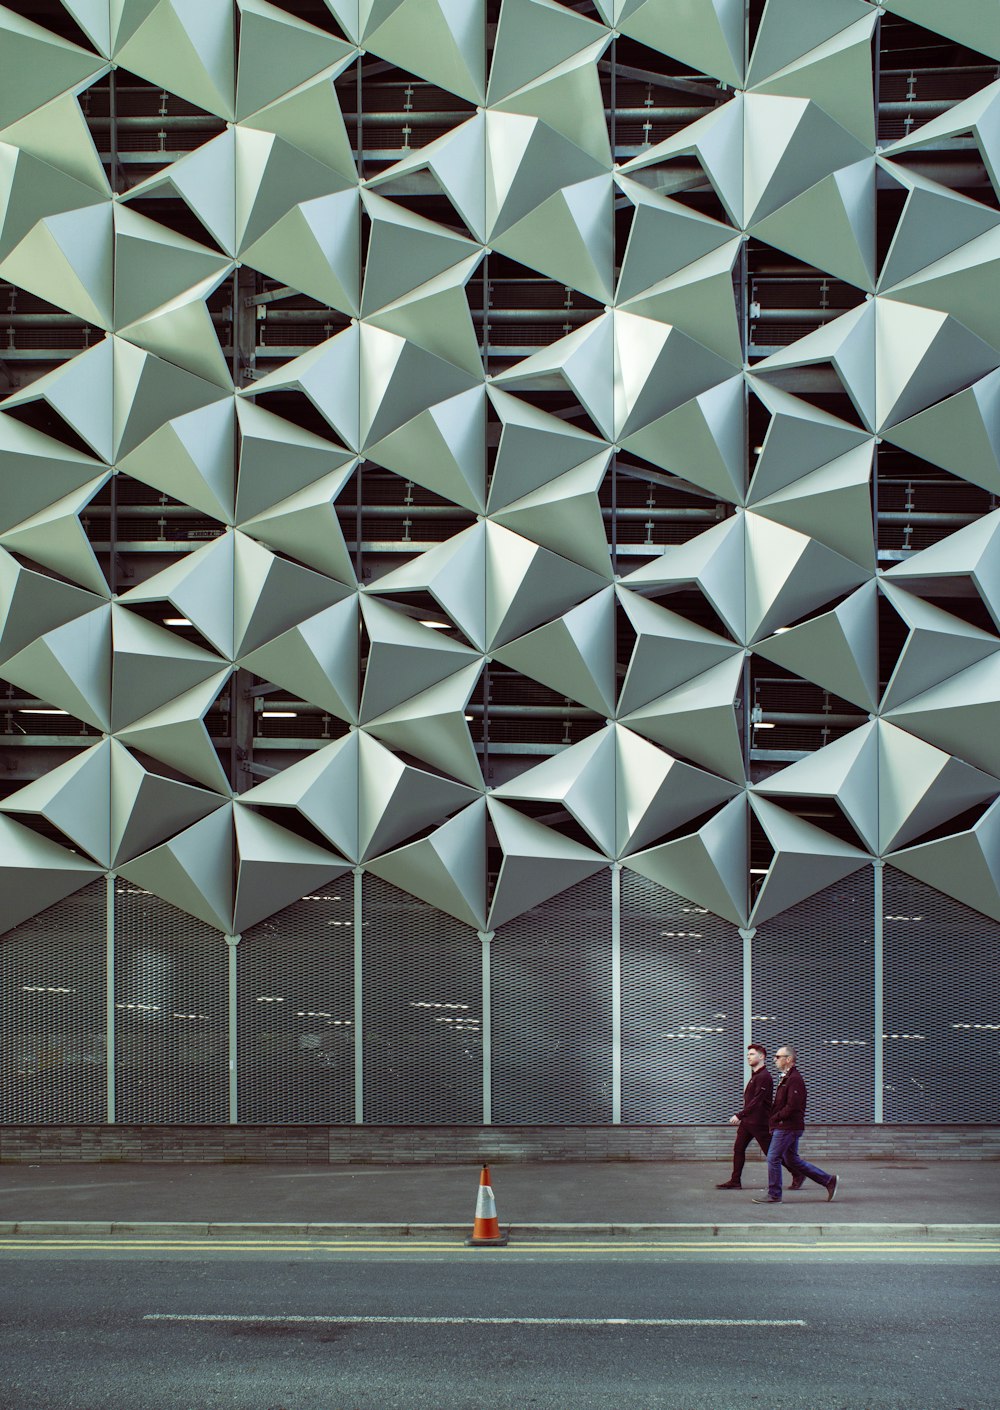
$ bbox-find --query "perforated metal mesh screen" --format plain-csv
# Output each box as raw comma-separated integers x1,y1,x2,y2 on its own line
491,871,613,1125
3,864,998,1127
239,891,354,1124
0,882,107,1124
751,868,875,1122
362,875,482,1124
621,872,742,1123
113,883,228,1124
883,870,1000,1123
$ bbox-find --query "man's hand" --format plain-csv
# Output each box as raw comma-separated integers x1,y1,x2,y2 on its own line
728,1115,739,1126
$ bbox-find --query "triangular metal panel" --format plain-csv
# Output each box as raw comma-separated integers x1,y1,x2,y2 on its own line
491,727,617,856
486,796,607,930
367,799,488,931
877,720,1000,856
623,795,749,928
0,739,112,866
748,794,870,927
232,804,350,933
118,805,235,934
241,734,360,862
886,797,1000,925
0,814,103,938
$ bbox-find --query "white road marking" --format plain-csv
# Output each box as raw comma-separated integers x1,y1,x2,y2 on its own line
0,1183,141,1194
3,1240,997,1255
144,1313,806,1327
259,1171,411,1179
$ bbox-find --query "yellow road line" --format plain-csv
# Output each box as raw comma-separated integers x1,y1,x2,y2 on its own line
0,1240,996,1254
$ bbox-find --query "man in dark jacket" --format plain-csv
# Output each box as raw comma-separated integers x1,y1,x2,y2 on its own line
751,1044,839,1204
717,1043,778,1189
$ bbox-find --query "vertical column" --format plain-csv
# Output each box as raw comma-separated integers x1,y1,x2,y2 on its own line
226,934,239,1124
231,264,241,383
353,867,364,1123
106,873,116,1123
354,54,365,584
870,0,882,1128
481,250,490,372
743,0,750,84
479,931,493,1125
609,36,616,160
108,68,123,193
230,672,255,792
611,864,621,1124
355,55,364,181
108,473,118,596
740,927,755,1056
873,860,884,1123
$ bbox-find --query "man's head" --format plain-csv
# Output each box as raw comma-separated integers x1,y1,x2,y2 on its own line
747,1043,766,1069
775,1044,796,1073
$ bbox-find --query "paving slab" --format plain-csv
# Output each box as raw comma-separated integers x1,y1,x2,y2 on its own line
0,1159,996,1234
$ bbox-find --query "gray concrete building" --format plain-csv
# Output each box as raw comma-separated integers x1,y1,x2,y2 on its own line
1,0,998,1134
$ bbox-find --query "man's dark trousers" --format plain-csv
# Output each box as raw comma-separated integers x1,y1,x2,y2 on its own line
731,1122,770,1183
766,1130,833,1201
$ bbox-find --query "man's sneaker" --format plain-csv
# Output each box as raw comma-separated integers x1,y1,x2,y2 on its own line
716,1180,741,1189
751,1196,781,1204
826,1175,839,1202
789,1178,805,1191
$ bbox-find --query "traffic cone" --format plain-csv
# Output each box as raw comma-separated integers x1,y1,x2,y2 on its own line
465,1163,509,1247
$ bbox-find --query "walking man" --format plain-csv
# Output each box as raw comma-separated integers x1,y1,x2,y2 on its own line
716,1043,774,1190
751,1044,839,1205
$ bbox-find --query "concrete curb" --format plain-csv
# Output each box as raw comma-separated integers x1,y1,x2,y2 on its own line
1,1221,998,1242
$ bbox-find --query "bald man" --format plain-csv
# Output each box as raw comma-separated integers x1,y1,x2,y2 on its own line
751,1044,839,1205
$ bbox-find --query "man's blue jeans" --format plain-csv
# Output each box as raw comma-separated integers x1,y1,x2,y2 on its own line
766,1129,832,1201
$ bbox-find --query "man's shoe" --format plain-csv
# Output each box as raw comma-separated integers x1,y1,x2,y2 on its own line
716,1180,741,1189
750,1196,781,1204
789,1178,805,1191
826,1174,839,1202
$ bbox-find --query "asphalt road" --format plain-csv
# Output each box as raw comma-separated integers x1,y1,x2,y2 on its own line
0,1244,995,1410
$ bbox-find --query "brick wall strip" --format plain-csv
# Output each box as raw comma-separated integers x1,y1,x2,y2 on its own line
0,1126,997,1163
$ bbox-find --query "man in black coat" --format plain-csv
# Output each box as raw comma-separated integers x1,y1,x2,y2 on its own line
751,1044,839,1204
717,1043,792,1190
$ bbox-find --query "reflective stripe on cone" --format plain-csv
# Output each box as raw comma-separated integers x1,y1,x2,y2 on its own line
466,1163,509,1247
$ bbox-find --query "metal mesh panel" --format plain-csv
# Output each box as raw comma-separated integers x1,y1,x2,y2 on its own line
752,868,875,1122
883,870,1000,1124
362,875,482,1124
621,872,742,1123
0,882,107,1124
238,890,354,1123
491,871,613,1125
113,884,227,1124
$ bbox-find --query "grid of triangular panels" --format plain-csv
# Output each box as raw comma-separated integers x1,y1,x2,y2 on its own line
2,0,1000,945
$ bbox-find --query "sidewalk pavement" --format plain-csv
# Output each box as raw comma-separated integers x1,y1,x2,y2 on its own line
1,1158,997,1239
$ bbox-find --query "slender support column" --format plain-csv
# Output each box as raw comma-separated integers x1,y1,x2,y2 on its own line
740,927,755,1057
231,670,255,792
611,864,621,1124
226,935,240,1124
873,861,884,1123
353,867,364,1124
355,56,363,180
108,472,117,596
481,250,489,372
106,874,115,1124
478,931,493,1125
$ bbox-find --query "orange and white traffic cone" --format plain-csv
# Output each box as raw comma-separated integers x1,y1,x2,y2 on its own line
465,1163,509,1247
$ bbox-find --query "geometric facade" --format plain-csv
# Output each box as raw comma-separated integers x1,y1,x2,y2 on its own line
2,0,999,1125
